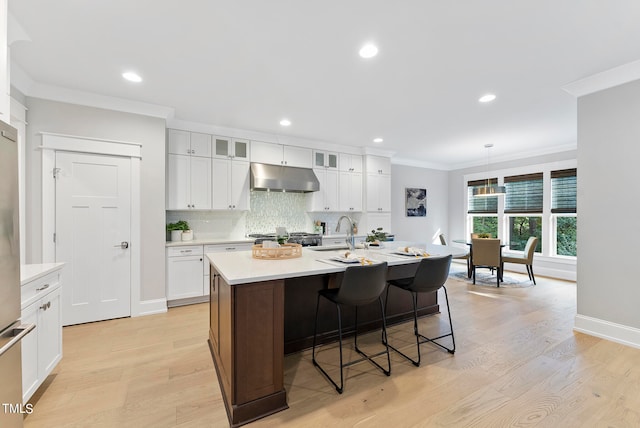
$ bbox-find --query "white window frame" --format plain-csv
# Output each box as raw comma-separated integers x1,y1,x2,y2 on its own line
464,159,576,260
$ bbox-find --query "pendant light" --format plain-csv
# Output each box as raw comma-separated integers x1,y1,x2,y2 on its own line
473,144,506,197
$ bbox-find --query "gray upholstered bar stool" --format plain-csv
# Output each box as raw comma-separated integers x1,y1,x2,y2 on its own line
384,255,454,366
312,262,391,394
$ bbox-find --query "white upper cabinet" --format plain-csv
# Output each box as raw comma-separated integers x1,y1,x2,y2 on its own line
314,151,338,169
308,168,339,211
366,172,391,212
168,129,212,157
0,0,9,122
365,155,391,175
213,136,250,161
338,171,363,212
167,154,212,210
339,153,363,173
251,141,312,168
212,158,250,211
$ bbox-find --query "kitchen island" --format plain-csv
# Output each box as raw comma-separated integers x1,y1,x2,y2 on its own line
206,243,466,427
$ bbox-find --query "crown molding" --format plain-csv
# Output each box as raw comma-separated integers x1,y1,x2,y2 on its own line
563,59,640,97
447,142,577,171
10,62,174,119
390,157,448,170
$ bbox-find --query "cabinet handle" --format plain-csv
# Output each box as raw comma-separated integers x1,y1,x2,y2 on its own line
180,249,193,253
36,284,50,292
40,301,51,311
225,247,236,251
200,258,203,262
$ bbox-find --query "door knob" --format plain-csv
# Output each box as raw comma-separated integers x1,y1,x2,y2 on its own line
114,241,129,249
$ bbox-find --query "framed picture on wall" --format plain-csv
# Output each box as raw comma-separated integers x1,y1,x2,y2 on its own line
405,188,427,217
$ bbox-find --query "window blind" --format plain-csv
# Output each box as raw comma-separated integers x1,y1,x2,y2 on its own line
504,173,543,213
467,179,498,213
551,168,577,213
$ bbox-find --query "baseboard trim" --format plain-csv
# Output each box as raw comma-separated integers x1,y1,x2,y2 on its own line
133,298,168,317
574,314,640,349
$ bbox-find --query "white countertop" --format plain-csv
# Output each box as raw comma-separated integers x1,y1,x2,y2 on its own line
166,238,255,247
206,242,466,285
21,263,65,285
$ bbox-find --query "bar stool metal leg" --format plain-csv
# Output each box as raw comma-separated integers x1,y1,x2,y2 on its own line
385,286,456,367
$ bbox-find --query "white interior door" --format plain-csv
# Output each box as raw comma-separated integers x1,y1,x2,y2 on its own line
55,151,131,325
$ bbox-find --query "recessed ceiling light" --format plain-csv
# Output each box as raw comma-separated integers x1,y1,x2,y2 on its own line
122,72,142,83
373,137,383,143
359,44,378,59
478,93,496,103
279,119,291,127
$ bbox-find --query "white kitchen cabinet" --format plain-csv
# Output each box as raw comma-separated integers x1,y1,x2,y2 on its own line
339,153,362,173
213,136,250,161
167,154,212,210
314,150,338,169
308,168,339,211
166,245,205,302
251,141,312,168
0,0,8,122
21,266,63,403
365,155,391,175
366,172,391,212
168,129,212,157
364,212,392,237
167,243,252,307
212,159,250,210
338,171,363,212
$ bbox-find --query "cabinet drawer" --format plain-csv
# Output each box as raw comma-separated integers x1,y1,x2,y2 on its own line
21,271,61,310
204,243,253,253
167,245,203,257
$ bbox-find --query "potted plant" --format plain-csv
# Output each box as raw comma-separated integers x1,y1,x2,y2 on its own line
366,227,389,246
166,220,191,241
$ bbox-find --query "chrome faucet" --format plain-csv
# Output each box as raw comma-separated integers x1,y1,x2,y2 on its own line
336,215,355,251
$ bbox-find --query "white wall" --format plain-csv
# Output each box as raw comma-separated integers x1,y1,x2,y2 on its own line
25,98,166,301
391,164,449,243
576,79,640,340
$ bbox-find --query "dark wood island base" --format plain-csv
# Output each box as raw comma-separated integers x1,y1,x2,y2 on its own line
208,260,439,427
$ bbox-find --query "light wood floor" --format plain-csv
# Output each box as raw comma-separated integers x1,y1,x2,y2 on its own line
23,264,640,428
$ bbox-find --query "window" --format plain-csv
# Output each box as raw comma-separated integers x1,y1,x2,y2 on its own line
465,164,577,261
504,173,543,213
551,168,577,256
467,179,498,214
508,216,542,251
504,173,543,251
468,179,499,237
472,216,498,237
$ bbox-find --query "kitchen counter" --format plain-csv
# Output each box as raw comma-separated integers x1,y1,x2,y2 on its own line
165,237,254,247
207,242,464,427
21,262,65,285
206,242,464,285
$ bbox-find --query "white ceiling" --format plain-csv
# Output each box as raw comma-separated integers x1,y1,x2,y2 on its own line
8,1,640,169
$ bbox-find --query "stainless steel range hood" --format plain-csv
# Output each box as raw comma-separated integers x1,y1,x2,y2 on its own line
250,163,320,193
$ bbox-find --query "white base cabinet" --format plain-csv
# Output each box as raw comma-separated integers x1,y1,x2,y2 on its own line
21,266,63,403
166,245,205,302
166,243,252,307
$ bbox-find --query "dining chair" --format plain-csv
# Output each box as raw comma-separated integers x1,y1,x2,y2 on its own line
439,234,471,278
311,262,391,394
384,255,454,366
471,238,502,287
502,236,538,285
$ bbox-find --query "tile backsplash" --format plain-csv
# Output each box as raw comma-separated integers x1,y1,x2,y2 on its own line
166,190,363,239
246,191,312,234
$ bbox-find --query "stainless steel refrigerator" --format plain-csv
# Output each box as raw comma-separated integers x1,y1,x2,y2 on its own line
0,120,34,428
